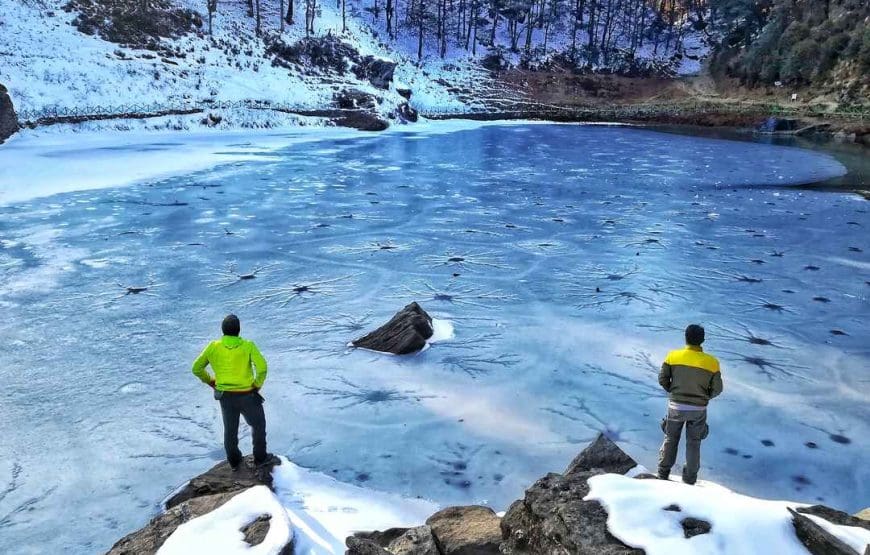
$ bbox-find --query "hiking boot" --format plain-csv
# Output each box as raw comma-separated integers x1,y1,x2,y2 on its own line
657,471,670,481
254,453,280,468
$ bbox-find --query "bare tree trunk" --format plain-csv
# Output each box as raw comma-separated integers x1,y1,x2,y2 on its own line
418,0,425,60
286,0,294,24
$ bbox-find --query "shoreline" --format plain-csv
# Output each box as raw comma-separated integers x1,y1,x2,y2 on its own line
0,117,863,207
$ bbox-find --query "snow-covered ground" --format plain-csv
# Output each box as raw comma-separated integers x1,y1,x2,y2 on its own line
587,473,870,555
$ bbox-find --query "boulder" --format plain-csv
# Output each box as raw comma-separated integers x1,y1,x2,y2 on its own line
564,432,637,476
425,506,501,555
789,508,862,555
500,470,641,555
352,302,434,354
756,117,802,133
346,536,392,555
334,110,390,132
0,84,18,144
164,454,281,509
396,102,419,123
353,527,410,547
335,89,379,111
396,85,412,100
388,525,440,555
353,56,397,89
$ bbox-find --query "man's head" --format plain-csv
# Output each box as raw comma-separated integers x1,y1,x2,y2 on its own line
685,324,705,346
222,314,241,337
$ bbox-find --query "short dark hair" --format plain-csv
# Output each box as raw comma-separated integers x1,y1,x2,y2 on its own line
685,324,705,346
222,314,241,336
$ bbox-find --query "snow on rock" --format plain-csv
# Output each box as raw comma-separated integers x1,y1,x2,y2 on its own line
271,457,438,554
157,485,293,555
585,473,870,555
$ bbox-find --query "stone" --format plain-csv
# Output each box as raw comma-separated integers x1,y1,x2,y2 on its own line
396,102,419,123
335,89,379,111
798,505,870,531
425,506,501,555
564,432,637,476
790,508,861,555
396,85,412,99
500,470,641,555
352,302,434,354
387,525,440,555
353,527,410,548
164,455,281,509
681,517,712,538
334,110,390,132
0,84,18,144
107,491,237,554
353,56,397,89
756,117,802,133
346,536,392,555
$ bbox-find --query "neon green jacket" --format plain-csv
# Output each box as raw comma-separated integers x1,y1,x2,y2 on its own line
192,335,268,392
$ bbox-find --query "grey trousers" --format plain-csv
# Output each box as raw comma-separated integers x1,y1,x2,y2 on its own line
657,407,708,484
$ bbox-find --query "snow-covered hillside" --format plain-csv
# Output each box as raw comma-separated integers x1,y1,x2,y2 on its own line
0,0,707,135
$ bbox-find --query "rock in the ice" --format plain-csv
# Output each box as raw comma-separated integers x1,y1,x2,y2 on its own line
425,506,501,555
352,302,434,354
353,56,397,89
798,505,870,531
500,470,641,555
164,454,281,509
564,432,637,476
0,84,18,144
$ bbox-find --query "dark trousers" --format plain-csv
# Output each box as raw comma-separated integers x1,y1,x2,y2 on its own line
218,391,267,467
658,407,708,484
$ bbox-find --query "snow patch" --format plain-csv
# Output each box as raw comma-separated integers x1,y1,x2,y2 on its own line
158,485,293,555
272,458,438,554
429,318,455,343
585,473,870,555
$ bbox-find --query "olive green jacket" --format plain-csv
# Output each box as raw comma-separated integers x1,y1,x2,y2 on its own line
192,335,267,392
659,345,722,407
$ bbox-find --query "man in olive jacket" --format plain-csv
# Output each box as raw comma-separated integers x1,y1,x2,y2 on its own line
657,324,723,485
192,314,272,470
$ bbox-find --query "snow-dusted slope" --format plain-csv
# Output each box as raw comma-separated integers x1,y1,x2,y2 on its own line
0,0,472,129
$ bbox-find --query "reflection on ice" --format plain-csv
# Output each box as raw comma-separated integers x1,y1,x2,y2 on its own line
0,124,866,554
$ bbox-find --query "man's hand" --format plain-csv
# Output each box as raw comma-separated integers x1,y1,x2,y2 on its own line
209,379,216,389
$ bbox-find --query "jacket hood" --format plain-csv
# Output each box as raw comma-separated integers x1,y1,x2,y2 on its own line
221,335,243,349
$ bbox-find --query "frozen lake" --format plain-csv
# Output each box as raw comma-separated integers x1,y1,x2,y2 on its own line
0,123,867,553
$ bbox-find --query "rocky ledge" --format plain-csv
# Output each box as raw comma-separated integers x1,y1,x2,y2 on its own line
107,455,287,555
107,435,870,555
347,433,870,555
0,84,18,144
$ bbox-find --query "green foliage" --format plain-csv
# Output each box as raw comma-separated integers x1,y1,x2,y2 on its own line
710,0,870,87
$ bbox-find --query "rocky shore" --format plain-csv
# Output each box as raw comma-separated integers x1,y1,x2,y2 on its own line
107,434,870,555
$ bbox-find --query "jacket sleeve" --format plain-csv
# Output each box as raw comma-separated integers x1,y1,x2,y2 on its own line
709,371,723,399
251,342,268,388
658,357,672,392
192,343,213,384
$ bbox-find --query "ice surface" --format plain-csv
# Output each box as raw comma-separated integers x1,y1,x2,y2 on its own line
586,473,870,555
0,124,866,554
158,485,293,555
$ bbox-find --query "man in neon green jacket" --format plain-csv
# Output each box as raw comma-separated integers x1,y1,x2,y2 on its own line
192,314,272,470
